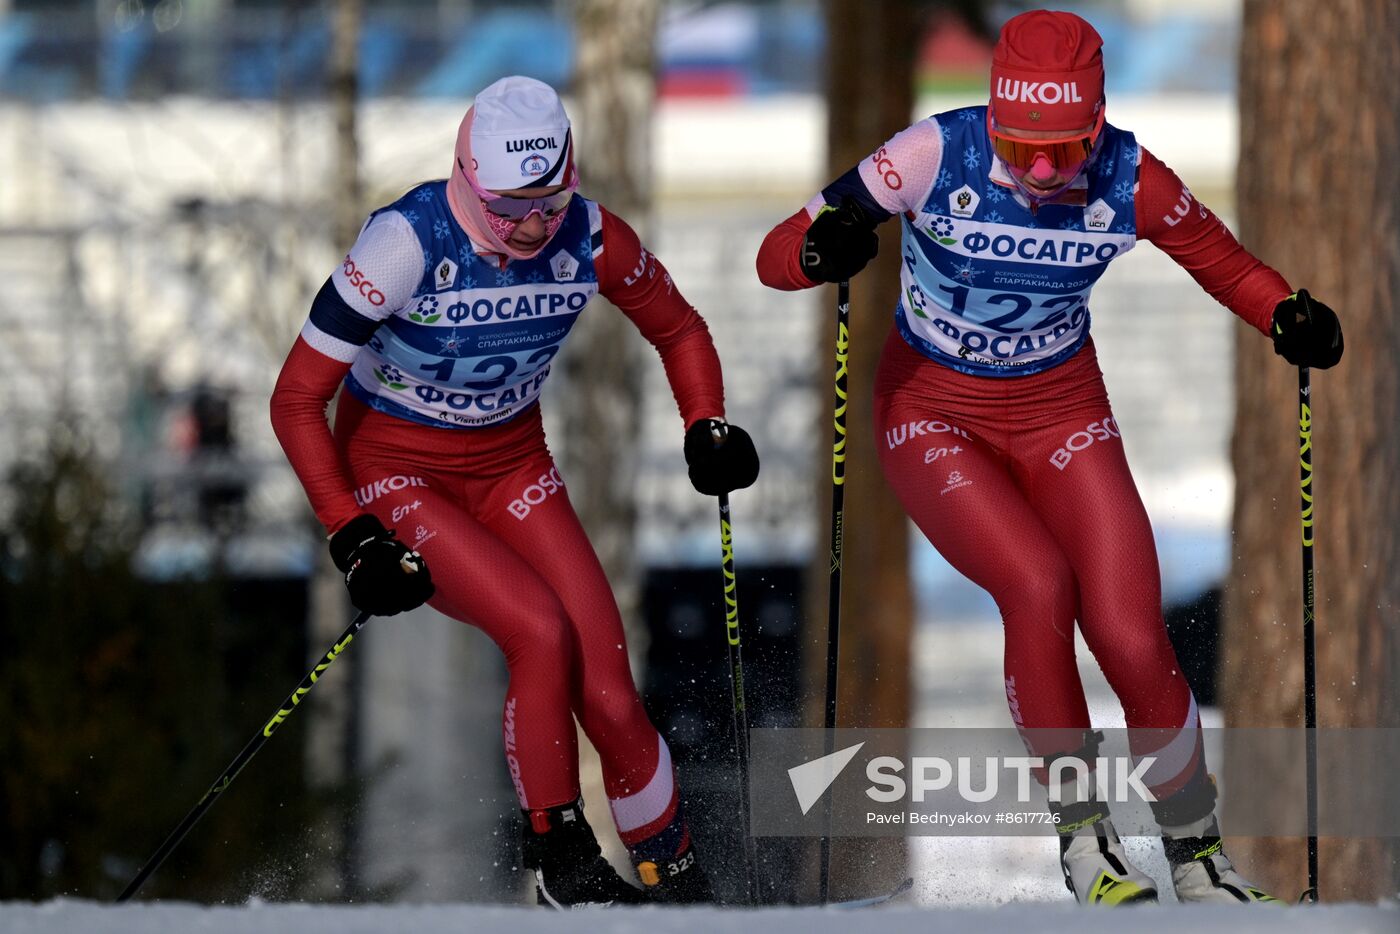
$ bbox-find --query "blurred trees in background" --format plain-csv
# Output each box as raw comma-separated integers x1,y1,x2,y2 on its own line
0,425,328,901
331,0,364,250
308,0,365,897
561,0,662,608
1225,0,1399,900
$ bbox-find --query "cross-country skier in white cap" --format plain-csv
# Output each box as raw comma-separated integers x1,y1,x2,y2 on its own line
272,76,758,907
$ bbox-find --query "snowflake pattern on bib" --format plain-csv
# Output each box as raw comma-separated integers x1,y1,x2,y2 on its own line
337,182,605,428
895,106,1141,378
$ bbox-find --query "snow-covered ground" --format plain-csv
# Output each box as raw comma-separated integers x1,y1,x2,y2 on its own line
11,621,1391,931
2,899,1394,933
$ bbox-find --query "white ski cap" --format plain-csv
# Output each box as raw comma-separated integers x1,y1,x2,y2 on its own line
469,76,573,191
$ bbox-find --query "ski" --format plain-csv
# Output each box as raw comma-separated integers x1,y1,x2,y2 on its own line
830,875,914,909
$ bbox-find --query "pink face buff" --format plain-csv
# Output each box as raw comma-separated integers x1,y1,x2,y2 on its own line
459,160,577,245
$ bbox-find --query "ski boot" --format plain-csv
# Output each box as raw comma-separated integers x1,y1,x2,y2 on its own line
1055,806,1159,905
626,799,714,904
1046,732,1156,905
1152,764,1278,903
633,834,713,904
1162,815,1279,904
521,799,643,909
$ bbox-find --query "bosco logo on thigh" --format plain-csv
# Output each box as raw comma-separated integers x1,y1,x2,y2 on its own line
508,466,565,520
1048,416,1121,471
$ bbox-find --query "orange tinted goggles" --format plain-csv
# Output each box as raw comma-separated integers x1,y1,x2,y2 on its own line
989,110,1104,171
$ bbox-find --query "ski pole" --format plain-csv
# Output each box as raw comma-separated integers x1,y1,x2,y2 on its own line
117,609,373,902
1297,365,1319,903
818,279,851,903
716,485,758,905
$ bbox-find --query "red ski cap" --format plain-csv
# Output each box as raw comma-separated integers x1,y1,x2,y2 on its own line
990,10,1104,133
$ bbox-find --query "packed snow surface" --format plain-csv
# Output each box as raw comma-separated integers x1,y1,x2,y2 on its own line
2,900,1395,934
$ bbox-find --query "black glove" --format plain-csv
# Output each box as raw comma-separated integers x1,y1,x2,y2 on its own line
800,197,879,283
684,419,760,496
329,514,434,616
1271,289,1343,369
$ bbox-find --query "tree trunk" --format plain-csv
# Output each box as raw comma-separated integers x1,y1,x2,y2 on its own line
810,0,918,900
1224,0,1400,900
312,0,362,898
564,0,660,620
330,0,363,251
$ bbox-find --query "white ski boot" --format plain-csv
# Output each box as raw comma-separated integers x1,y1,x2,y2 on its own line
1162,816,1279,904
1046,730,1157,905
1058,811,1159,905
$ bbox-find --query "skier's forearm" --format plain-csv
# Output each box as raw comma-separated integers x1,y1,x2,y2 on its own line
595,207,726,427
270,209,420,533
1136,148,1289,334
759,118,942,291
649,325,726,429
270,337,362,534
757,164,897,290
756,207,820,290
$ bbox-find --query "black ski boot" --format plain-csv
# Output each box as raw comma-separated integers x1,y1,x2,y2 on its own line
633,835,714,904
521,800,643,909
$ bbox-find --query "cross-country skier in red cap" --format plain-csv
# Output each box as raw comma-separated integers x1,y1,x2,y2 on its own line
272,76,758,907
757,9,1342,905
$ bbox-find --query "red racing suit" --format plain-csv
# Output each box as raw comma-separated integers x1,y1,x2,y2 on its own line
272,180,721,858
758,109,1290,816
